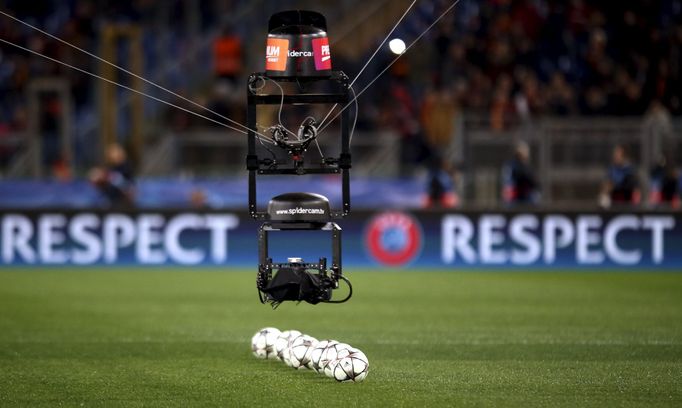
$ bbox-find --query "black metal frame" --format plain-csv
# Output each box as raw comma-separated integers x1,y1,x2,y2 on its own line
246,71,352,305
246,71,352,220
256,221,343,301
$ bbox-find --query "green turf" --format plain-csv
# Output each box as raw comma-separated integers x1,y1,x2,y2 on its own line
0,269,681,407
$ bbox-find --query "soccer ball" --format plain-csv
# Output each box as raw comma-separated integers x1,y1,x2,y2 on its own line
289,335,318,369
274,330,302,364
251,327,281,359
331,348,369,382
322,342,352,377
310,340,339,373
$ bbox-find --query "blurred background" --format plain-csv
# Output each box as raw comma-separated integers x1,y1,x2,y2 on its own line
2,4,682,405
1,0,680,210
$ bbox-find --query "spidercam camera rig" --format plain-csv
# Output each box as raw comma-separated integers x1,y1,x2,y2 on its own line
247,10,352,307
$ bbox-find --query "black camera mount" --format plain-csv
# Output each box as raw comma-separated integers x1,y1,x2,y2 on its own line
246,70,353,307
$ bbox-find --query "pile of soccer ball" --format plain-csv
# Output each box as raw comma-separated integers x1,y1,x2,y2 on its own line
250,327,369,383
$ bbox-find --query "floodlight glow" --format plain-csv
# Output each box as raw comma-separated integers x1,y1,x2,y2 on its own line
388,38,406,55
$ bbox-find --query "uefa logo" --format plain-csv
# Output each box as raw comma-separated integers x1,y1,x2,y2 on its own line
365,212,423,267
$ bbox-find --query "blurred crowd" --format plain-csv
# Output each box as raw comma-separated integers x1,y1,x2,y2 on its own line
404,0,682,129
0,0,232,171
0,0,681,209
373,0,682,208
2,1,680,129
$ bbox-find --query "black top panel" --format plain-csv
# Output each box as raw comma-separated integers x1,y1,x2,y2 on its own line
268,10,327,33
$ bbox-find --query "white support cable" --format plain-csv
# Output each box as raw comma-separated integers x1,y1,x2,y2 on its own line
1,1,464,148
255,76,329,159
349,86,359,145
314,138,325,159
0,10,260,137
317,0,418,130
263,77,299,139
350,0,417,88
318,0,463,135
0,37,277,144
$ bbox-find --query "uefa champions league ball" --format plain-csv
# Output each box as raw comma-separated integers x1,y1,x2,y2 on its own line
274,330,302,364
252,329,368,383
282,333,304,368
322,343,352,378
251,327,281,359
310,340,339,373
331,348,369,382
289,335,318,369
324,346,350,378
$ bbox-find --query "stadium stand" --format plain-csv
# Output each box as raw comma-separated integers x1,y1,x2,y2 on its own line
0,0,680,208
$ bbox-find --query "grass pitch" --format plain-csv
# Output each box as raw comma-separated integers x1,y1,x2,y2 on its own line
0,269,681,407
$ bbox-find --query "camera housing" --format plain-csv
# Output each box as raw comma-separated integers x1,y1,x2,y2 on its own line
257,192,349,306
247,20,353,305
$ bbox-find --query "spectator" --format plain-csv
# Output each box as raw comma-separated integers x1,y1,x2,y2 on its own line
490,74,515,131
0,122,14,168
423,157,459,209
545,72,576,115
600,145,640,208
384,69,427,176
501,141,539,205
213,27,243,83
514,69,545,120
88,143,135,208
420,87,456,153
649,156,680,208
39,95,64,175
1,0,682,180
